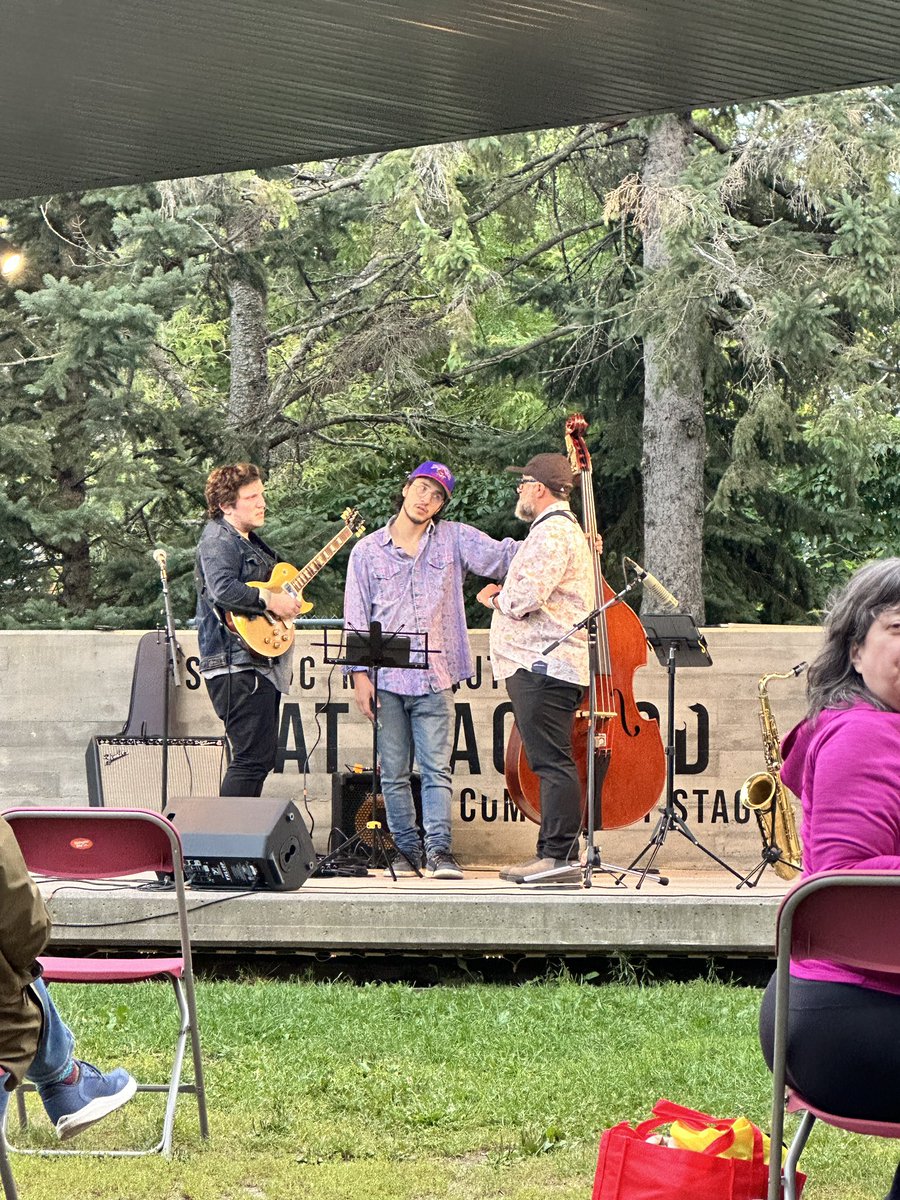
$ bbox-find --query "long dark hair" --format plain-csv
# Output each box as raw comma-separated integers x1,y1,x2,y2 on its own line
806,557,900,718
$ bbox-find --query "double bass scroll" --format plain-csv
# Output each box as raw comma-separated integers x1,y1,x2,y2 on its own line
503,414,666,830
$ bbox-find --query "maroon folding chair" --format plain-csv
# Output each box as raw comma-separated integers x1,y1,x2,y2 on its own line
1,807,209,1158
0,1125,17,1199
767,870,900,1200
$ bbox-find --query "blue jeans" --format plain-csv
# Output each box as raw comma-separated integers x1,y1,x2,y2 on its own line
377,689,454,861
0,979,75,1119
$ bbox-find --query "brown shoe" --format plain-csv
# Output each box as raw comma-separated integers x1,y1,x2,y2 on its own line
500,857,582,885
498,856,543,882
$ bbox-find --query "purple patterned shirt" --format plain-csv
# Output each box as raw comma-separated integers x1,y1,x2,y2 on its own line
343,518,520,694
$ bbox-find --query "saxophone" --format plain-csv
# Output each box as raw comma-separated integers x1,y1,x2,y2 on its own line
739,664,806,881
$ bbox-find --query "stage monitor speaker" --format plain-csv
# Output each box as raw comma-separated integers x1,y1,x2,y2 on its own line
86,736,228,809
165,796,315,891
330,771,422,866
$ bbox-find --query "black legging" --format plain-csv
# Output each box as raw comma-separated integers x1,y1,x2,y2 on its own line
760,972,900,1121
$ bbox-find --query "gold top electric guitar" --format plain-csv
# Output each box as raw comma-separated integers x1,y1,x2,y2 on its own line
224,507,364,658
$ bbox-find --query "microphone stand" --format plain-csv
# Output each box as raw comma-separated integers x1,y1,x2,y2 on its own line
544,577,668,889
154,551,183,814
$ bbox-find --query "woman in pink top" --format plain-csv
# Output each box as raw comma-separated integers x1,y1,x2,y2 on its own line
759,557,900,1195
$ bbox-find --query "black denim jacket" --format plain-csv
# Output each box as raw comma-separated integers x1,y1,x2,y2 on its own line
194,518,281,672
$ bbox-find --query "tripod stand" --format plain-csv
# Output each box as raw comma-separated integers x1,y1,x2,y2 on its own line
627,613,743,888
318,621,429,879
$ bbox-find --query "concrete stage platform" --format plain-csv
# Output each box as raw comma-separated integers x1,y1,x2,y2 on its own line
39,868,791,961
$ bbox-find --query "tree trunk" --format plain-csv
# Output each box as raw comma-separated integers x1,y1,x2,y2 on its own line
227,272,269,436
53,463,93,616
640,113,706,621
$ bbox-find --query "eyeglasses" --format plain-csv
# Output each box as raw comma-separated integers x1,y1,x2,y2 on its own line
516,477,540,492
408,480,445,504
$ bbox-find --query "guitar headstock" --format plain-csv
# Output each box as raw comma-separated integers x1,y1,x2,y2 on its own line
565,412,591,475
341,507,366,538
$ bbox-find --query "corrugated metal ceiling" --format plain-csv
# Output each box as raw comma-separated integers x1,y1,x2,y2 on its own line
2,0,899,200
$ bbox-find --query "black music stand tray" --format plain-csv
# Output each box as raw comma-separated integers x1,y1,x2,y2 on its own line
318,622,429,879
627,613,743,888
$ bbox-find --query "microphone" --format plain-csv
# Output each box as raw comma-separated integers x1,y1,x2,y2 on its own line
623,557,679,611
152,548,167,569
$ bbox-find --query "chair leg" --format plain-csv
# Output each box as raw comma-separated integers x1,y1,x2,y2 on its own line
183,983,209,1141
782,1110,815,1200
0,1119,19,1200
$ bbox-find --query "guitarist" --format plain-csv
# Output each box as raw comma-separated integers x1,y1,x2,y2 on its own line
195,463,303,796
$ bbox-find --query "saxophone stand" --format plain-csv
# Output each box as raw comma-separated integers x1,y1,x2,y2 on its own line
735,841,790,890
544,579,667,890
317,621,428,880
627,613,743,889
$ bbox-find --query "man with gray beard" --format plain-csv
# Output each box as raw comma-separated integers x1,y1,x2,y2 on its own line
477,454,593,885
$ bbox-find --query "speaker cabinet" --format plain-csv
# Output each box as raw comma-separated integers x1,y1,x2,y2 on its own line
86,736,228,810
330,771,422,865
165,796,315,891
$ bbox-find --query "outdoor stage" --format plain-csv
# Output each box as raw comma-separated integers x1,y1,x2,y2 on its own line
39,867,791,961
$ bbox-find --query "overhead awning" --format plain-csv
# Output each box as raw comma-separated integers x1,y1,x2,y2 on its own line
2,0,899,201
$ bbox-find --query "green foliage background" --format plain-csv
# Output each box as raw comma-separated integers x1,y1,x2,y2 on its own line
1,87,898,629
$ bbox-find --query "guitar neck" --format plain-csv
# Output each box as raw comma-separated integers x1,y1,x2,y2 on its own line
289,526,354,592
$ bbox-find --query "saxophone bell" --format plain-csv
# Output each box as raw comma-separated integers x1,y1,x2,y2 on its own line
740,771,778,811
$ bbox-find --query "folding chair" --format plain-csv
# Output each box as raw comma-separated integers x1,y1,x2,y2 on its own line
767,870,900,1200
0,1118,17,1200
0,807,209,1158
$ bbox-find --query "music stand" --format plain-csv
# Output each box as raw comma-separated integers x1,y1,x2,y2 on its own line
627,613,743,888
318,621,427,879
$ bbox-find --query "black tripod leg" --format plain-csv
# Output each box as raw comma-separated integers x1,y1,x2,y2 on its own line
735,858,767,889
664,814,746,881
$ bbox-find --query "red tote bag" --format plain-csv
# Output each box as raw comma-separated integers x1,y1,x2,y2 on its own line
592,1099,805,1200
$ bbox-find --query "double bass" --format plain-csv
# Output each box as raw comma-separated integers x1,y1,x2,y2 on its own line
504,413,666,831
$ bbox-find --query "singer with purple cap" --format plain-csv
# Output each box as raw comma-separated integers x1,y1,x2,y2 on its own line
343,460,520,879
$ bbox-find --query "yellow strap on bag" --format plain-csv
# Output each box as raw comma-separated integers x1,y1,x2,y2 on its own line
670,1117,784,1166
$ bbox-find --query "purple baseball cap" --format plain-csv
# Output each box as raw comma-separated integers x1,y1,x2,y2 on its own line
408,461,455,497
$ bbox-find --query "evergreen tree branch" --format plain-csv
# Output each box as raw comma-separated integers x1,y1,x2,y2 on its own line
147,345,201,412
290,154,385,203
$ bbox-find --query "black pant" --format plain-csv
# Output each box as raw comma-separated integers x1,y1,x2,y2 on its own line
760,972,900,1121
206,671,281,797
506,668,583,860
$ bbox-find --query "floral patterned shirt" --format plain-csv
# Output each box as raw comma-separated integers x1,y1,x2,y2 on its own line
489,502,593,686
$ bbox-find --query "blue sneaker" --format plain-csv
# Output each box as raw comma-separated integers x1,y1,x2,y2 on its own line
39,1061,137,1141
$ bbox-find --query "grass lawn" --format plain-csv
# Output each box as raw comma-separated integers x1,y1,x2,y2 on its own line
6,972,895,1199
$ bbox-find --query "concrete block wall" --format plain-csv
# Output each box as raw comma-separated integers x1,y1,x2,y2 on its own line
0,625,822,872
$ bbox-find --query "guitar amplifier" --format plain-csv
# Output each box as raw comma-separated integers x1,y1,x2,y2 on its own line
86,736,228,810
165,796,315,891
330,771,422,865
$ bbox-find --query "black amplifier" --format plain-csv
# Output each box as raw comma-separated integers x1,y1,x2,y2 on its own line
165,796,316,891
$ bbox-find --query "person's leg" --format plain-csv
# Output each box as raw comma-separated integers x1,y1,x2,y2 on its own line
506,670,583,861
206,672,281,796
22,979,136,1141
408,690,454,861
376,691,422,867
21,979,75,1089
760,972,900,1119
